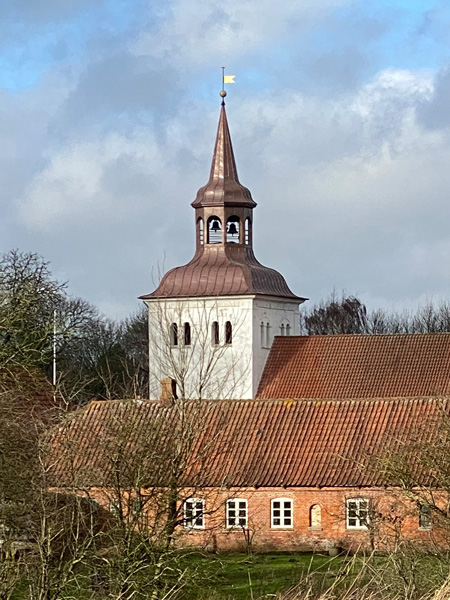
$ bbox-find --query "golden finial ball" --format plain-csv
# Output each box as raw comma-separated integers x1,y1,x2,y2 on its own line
220,90,227,98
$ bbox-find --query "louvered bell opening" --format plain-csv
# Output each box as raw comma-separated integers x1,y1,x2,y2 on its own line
226,216,240,243
208,217,222,244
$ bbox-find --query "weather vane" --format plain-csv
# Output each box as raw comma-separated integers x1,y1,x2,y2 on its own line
220,67,235,102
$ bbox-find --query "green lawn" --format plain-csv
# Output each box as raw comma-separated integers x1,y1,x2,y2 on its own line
10,552,343,600
185,552,341,599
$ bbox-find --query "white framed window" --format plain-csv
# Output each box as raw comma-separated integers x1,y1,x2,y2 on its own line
184,498,205,529
346,498,369,529
419,504,432,530
271,498,293,529
226,499,248,528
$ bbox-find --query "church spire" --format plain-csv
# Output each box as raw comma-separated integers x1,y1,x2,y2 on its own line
208,103,239,187
192,102,256,209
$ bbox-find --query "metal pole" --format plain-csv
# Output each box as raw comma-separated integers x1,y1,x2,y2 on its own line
52,309,57,387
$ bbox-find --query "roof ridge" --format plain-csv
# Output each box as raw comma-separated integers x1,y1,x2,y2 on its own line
302,332,450,339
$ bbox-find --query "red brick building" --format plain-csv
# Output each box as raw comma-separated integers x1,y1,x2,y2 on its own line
51,98,450,552
51,391,450,552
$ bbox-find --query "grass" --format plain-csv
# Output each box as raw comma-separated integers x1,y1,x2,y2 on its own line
185,552,341,599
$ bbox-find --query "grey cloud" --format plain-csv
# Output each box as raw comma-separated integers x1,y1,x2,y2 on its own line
417,66,450,129
56,52,179,129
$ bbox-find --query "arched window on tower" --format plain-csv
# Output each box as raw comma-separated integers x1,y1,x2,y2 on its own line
261,321,270,348
170,323,178,347
225,321,232,344
212,321,219,346
280,324,285,336
226,216,240,243
184,322,191,346
207,216,222,244
198,218,204,245
244,218,251,245
286,324,291,336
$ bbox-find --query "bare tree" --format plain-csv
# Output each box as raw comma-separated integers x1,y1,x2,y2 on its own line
146,299,250,400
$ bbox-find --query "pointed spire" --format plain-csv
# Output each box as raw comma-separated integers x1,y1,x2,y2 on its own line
192,103,256,208
208,102,240,184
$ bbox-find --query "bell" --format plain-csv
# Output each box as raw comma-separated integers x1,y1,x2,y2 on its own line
210,220,221,232
227,223,238,235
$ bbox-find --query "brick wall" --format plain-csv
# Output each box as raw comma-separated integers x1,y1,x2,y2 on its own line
177,487,443,552
80,486,444,553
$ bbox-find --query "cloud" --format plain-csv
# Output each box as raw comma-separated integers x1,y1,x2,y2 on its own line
18,131,166,231
417,66,450,129
132,0,354,68
3,0,450,319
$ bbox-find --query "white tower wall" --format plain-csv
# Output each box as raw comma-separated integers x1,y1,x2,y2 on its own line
146,295,300,400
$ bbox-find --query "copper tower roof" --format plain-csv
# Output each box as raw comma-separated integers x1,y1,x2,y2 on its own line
141,101,304,302
192,104,256,208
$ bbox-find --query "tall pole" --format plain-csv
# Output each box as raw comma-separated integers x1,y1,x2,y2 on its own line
52,309,57,388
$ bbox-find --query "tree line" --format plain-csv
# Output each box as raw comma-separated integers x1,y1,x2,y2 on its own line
4,249,450,404
300,291,450,336
0,249,148,404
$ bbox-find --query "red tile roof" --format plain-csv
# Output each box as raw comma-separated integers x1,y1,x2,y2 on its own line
50,396,449,489
257,334,450,400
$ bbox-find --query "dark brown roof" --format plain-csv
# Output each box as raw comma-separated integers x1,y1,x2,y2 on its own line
257,333,450,400
141,245,304,299
192,103,256,209
50,396,449,489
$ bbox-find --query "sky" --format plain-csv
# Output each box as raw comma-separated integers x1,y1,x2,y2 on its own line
2,0,450,319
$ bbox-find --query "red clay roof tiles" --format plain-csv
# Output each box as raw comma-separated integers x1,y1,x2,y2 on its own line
50,396,449,489
257,334,450,400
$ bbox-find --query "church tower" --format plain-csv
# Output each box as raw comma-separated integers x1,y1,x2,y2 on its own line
141,98,305,400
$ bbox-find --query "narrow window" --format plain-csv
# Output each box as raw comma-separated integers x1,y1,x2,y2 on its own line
346,498,369,529
132,497,143,518
212,321,219,346
286,324,291,336
309,504,321,529
226,499,248,528
419,504,432,530
198,218,204,245
109,498,120,517
271,498,293,529
184,498,205,529
244,218,251,245
280,324,285,336
265,322,270,347
226,216,240,243
207,216,222,244
184,322,191,346
260,322,265,347
225,321,232,345
170,323,178,347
